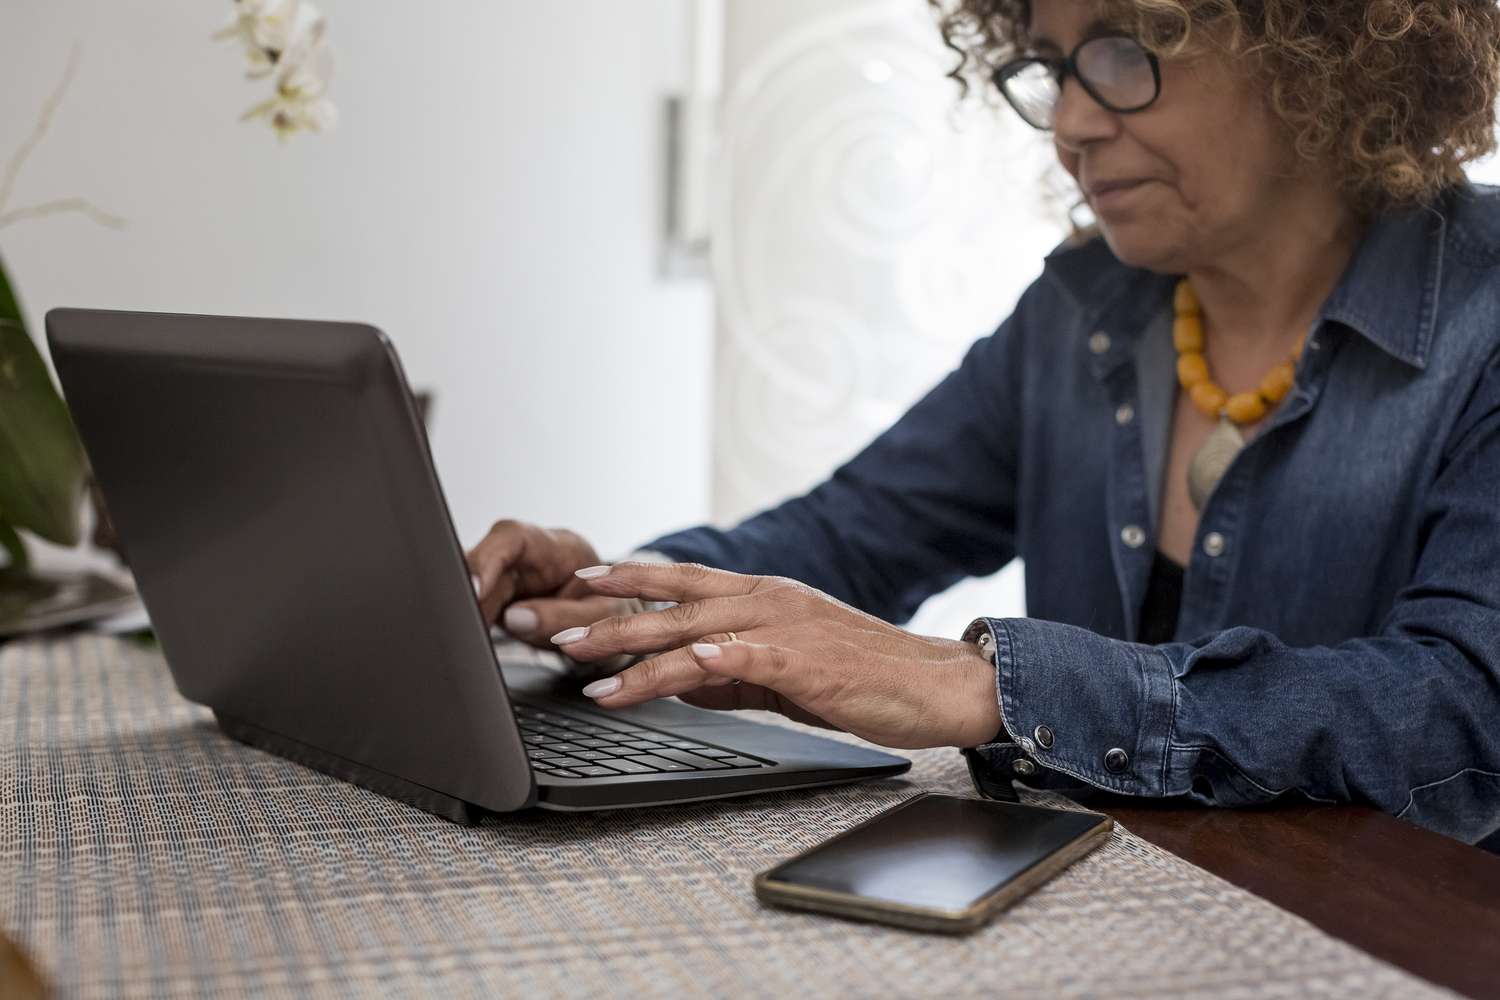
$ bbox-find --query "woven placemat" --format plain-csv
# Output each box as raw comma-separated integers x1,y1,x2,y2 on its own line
0,636,1452,999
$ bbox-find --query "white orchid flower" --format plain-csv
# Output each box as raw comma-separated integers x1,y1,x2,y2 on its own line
215,0,325,79
241,39,338,140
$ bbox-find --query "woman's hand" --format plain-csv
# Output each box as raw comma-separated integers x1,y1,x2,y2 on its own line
553,561,1003,750
464,520,638,653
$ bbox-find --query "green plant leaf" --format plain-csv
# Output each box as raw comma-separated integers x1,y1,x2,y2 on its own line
0,250,86,549
0,519,26,572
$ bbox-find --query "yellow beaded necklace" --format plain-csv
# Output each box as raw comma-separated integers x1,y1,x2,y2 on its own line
1173,278,1304,509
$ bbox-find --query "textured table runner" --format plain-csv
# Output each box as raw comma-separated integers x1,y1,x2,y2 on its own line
1,636,1452,999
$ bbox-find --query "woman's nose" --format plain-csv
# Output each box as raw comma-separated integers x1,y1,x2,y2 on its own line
1052,76,1118,152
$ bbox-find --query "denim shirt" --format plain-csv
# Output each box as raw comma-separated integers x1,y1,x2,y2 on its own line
647,183,1500,846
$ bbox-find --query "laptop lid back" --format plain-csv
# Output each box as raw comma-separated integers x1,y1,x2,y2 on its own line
46,308,533,813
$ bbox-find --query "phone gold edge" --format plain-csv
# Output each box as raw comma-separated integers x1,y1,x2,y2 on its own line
754,801,1116,934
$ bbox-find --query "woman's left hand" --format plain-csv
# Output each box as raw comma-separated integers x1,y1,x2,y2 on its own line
552,562,1003,750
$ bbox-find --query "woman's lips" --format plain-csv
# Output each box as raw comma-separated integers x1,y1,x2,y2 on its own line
1087,179,1153,212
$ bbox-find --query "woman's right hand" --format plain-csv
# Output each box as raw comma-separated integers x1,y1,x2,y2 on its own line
464,519,637,653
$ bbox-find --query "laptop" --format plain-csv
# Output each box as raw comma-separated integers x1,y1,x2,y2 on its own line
45,308,910,822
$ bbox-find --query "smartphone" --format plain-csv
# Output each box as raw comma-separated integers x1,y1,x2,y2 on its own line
755,793,1113,933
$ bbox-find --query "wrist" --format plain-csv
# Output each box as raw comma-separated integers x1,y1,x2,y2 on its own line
945,637,1004,748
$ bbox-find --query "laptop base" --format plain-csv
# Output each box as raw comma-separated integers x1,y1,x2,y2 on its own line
214,712,495,825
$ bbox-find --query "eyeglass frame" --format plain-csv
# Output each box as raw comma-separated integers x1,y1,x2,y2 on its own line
991,34,1163,131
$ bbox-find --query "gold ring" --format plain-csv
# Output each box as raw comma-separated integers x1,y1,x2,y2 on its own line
724,632,741,684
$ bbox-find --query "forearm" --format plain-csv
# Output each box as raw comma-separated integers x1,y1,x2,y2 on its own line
644,475,987,622
645,326,1030,622
964,616,1500,843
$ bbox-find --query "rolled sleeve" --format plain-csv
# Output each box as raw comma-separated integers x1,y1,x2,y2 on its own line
963,617,1177,799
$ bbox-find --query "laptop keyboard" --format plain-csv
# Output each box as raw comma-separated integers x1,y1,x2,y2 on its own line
513,702,769,779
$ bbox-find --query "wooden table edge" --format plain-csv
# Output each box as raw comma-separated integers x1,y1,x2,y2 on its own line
1095,798,1500,999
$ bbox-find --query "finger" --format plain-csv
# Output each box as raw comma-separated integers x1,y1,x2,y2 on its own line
687,639,820,704
555,575,606,601
580,643,733,708
574,561,760,604
465,519,529,611
551,596,756,661
500,595,627,647
466,522,597,619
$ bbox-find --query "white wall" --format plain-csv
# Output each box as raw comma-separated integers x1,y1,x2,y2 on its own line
0,0,712,559
1472,154,1500,185
712,0,1056,633
6,0,1499,623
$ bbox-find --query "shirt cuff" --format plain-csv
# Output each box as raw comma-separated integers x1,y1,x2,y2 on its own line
961,616,1178,798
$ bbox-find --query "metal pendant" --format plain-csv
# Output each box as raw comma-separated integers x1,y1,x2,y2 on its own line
1187,417,1245,511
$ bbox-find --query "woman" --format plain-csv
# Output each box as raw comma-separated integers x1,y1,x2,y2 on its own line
468,0,1500,847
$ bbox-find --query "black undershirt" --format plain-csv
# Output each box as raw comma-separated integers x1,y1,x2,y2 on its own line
1138,550,1185,645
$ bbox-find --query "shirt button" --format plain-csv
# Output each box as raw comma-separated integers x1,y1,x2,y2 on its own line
1104,748,1129,773
1013,758,1037,777
1115,403,1135,426
1120,525,1146,549
1203,532,1227,558
974,631,996,662
1034,724,1054,749
1088,331,1112,355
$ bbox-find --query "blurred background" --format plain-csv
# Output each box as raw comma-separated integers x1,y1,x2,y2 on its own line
4,0,1499,637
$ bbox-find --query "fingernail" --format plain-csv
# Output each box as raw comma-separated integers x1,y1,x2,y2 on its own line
574,565,611,580
471,574,483,598
551,626,590,645
691,642,722,660
582,676,622,698
504,606,538,633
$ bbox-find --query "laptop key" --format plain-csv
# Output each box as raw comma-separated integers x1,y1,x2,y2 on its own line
713,755,765,769
606,758,657,774
546,767,583,778
514,703,768,770
651,748,731,770
691,747,741,759
626,754,697,772
660,739,710,749
549,755,594,769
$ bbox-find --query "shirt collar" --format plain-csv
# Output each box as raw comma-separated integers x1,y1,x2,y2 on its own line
1319,201,1446,370
1042,197,1453,372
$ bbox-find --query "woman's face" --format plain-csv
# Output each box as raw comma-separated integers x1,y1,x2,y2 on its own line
1030,0,1296,272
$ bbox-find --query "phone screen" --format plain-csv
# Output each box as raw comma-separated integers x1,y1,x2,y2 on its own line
763,795,1108,912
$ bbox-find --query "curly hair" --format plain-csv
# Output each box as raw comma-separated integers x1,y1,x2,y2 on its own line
927,0,1500,214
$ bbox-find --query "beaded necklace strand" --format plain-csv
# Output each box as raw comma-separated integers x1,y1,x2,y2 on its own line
1173,278,1304,509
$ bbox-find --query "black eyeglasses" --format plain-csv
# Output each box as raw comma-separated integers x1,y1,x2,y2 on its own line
992,35,1162,131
